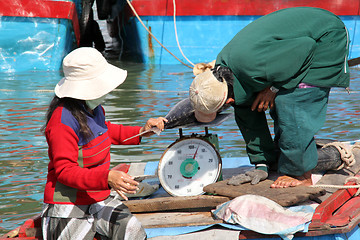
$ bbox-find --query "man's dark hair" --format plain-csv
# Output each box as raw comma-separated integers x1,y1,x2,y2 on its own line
212,65,234,100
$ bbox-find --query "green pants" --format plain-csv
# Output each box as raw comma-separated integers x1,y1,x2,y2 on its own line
234,87,330,176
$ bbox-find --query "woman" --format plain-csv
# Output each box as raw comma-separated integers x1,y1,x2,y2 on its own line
41,47,167,239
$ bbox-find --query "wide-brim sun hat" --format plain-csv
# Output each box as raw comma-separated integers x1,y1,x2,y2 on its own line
189,70,228,123
55,47,127,100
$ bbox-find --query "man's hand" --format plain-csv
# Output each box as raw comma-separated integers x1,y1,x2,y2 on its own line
227,169,268,185
108,170,139,200
251,87,277,112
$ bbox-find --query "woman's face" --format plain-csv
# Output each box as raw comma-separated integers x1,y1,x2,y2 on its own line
85,94,107,110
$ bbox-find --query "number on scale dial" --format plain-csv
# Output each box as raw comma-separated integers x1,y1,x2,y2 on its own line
158,137,221,196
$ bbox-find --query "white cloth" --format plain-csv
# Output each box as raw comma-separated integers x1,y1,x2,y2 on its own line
212,194,318,240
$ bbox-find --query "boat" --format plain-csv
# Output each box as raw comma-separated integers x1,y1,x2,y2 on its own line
0,0,105,73
102,0,360,67
2,145,360,240
0,0,81,72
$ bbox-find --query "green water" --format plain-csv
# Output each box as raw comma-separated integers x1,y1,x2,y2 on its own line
1,62,360,235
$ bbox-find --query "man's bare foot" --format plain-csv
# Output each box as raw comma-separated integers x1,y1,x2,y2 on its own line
270,171,312,188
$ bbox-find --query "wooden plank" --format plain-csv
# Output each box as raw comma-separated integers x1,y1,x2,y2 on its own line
124,195,230,213
205,147,360,207
18,214,41,238
204,179,325,207
310,173,360,230
326,197,360,227
134,212,223,228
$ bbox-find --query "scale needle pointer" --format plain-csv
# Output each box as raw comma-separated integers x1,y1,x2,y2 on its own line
193,145,200,159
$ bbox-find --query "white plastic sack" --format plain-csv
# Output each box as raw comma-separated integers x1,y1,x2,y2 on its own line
213,194,318,240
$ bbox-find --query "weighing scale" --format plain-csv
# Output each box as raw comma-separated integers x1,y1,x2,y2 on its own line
158,125,229,197
155,98,232,197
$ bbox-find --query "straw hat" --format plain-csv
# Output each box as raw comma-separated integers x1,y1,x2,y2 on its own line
55,47,127,100
189,70,228,123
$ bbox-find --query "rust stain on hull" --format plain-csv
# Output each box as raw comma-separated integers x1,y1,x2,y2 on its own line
147,26,155,61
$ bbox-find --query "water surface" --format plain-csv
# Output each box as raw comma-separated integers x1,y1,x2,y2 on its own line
1,63,360,234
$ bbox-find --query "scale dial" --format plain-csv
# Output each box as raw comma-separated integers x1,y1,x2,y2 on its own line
158,137,222,197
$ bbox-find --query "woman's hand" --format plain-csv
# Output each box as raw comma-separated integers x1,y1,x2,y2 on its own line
108,170,139,200
251,87,277,112
140,117,168,137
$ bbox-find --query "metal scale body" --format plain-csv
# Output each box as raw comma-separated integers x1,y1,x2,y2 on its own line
158,126,225,197
157,98,232,197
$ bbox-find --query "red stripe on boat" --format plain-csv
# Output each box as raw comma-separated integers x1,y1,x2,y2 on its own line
128,0,360,16
0,0,80,45
18,214,41,238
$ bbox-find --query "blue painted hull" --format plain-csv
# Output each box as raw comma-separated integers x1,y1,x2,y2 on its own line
120,15,360,65
0,17,76,73
146,225,360,239
254,226,360,240
0,0,82,73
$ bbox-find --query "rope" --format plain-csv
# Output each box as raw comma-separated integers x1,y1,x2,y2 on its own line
172,0,195,67
125,0,193,69
312,176,360,196
310,142,360,195
321,142,360,170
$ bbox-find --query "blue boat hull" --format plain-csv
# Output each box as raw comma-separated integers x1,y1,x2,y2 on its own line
0,17,76,73
0,0,83,73
120,15,360,65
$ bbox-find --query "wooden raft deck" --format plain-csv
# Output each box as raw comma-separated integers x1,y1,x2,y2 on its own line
3,149,360,239
121,148,360,239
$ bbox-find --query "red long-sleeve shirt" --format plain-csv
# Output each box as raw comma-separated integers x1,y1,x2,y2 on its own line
44,105,141,205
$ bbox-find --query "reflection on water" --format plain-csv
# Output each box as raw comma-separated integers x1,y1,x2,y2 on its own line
1,64,360,234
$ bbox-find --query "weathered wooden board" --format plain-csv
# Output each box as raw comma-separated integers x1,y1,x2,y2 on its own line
124,195,230,213
204,178,326,207
134,211,223,228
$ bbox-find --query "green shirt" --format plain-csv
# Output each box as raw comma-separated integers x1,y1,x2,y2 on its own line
216,7,350,105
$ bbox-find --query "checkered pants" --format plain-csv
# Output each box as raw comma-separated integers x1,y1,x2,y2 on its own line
41,193,146,240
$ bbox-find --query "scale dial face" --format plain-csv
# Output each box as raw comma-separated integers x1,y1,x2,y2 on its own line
158,137,222,197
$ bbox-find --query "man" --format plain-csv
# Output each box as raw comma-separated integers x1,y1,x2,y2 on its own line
189,7,349,188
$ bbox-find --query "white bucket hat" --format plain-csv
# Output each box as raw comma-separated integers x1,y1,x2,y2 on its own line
55,47,127,100
189,70,228,123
